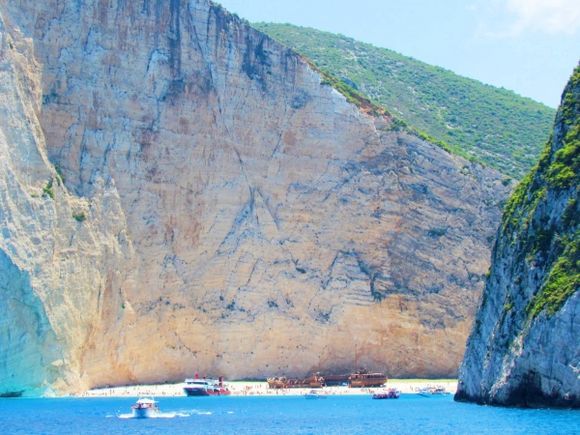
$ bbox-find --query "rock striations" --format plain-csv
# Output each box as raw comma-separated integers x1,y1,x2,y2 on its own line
456,66,579,408
0,0,508,395
0,7,132,395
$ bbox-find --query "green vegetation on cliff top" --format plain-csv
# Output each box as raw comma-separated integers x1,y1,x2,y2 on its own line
503,67,579,233
499,65,579,319
254,23,556,178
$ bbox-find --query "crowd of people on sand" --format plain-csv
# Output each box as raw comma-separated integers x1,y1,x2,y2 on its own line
77,380,457,398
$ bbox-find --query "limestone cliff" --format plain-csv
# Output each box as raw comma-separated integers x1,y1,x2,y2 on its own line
1,0,509,395
0,10,132,395
456,66,579,408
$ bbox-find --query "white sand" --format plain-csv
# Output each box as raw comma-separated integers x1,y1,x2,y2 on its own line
77,379,457,398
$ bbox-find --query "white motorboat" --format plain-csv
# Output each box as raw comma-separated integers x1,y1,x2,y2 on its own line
131,398,160,418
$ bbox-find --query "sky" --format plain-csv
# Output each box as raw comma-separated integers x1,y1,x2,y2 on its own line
217,0,580,108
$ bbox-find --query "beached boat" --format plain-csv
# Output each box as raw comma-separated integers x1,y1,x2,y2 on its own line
372,388,400,399
266,377,288,389
267,374,325,389
183,377,231,396
348,370,387,388
321,374,350,386
322,369,388,387
131,398,160,418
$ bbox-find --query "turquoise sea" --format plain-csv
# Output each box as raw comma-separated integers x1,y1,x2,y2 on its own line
0,395,578,434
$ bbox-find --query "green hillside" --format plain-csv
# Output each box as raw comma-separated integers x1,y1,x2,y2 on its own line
254,23,556,178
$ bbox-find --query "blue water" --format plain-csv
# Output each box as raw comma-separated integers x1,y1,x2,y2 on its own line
0,395,578,434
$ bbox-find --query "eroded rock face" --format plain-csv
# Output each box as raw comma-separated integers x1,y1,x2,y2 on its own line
1,0,508,394
0,10,132,395
456,67,579,408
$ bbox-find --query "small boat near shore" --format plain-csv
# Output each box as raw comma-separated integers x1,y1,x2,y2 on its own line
304,389,327,399
131,398,160,418
372,388,400,399
417,386,450,397
0,390,24,398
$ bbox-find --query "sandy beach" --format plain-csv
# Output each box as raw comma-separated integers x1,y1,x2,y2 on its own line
77,379,457,398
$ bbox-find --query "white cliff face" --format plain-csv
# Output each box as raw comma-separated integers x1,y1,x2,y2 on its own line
456,67,579,408
1,0,509,394
0,11,133,395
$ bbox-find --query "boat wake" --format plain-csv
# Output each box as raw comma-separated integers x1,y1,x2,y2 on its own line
116,411,189,419
116,409,212,419
188,410,213,415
